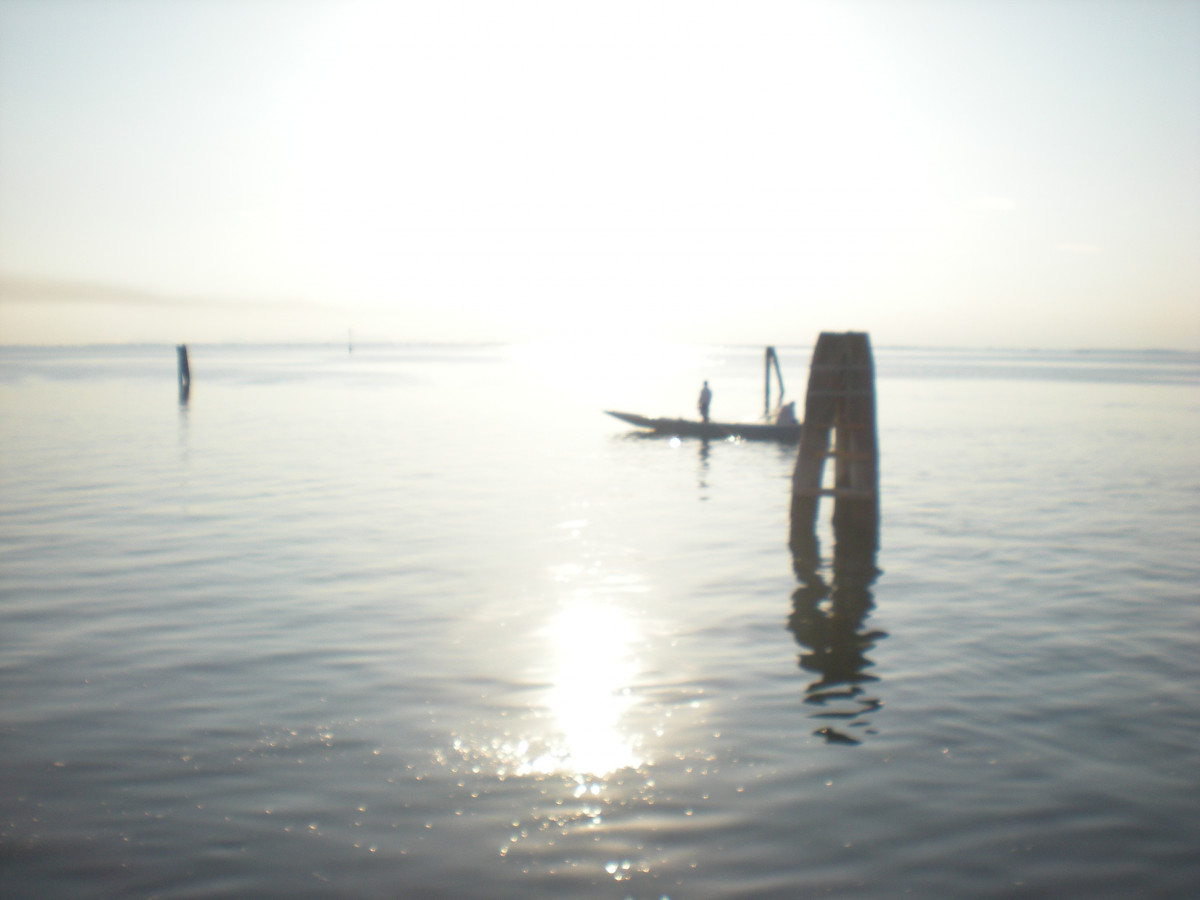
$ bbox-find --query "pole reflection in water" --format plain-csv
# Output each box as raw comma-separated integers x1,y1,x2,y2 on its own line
789,524,885,745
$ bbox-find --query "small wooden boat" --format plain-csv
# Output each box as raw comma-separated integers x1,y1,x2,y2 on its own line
605,346,802,442
605,410,802,442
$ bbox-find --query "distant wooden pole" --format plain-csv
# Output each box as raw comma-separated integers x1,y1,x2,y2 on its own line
177,344,191,402
789,332,878,568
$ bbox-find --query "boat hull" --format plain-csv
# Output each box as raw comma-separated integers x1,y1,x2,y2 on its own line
605,410,802,442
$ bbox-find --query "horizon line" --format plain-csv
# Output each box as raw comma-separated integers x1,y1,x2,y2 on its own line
1,340,1197,355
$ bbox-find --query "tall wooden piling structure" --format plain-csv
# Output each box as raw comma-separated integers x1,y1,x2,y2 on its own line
790,332,878,569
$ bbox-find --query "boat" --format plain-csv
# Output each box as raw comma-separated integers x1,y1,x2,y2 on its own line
604,410,802,442
605,346,803,442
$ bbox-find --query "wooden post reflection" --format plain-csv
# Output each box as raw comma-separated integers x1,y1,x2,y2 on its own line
788,531,883,745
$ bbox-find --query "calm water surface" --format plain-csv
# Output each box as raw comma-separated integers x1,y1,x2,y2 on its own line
1,343,1198,898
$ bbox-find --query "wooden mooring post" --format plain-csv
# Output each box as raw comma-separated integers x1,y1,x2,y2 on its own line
177,344,191,403
789,332,879,570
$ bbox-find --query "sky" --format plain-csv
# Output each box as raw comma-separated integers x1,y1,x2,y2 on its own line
0,0,1197,349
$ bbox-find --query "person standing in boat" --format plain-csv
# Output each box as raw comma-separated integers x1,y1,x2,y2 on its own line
698,380,712,423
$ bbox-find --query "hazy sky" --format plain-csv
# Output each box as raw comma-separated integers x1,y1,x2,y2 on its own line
1,0,1197,348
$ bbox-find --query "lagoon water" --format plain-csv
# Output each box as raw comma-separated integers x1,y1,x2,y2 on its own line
1,342,1198,899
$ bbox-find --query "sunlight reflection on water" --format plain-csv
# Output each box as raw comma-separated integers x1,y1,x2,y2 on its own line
447,599,645,782
438,588,661,873
540,600,643,776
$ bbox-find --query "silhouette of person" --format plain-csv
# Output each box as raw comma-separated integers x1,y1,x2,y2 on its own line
698,380,712,422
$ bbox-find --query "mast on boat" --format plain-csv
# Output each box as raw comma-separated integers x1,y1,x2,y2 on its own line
764,346,786,417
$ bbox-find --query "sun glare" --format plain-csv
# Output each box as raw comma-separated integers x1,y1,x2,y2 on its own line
507,338,710,415
266,1,939,344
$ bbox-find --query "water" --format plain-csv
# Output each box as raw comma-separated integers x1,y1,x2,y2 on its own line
1,342,1197,899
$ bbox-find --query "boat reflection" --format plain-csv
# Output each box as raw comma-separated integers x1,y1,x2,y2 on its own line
788,531,885,745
